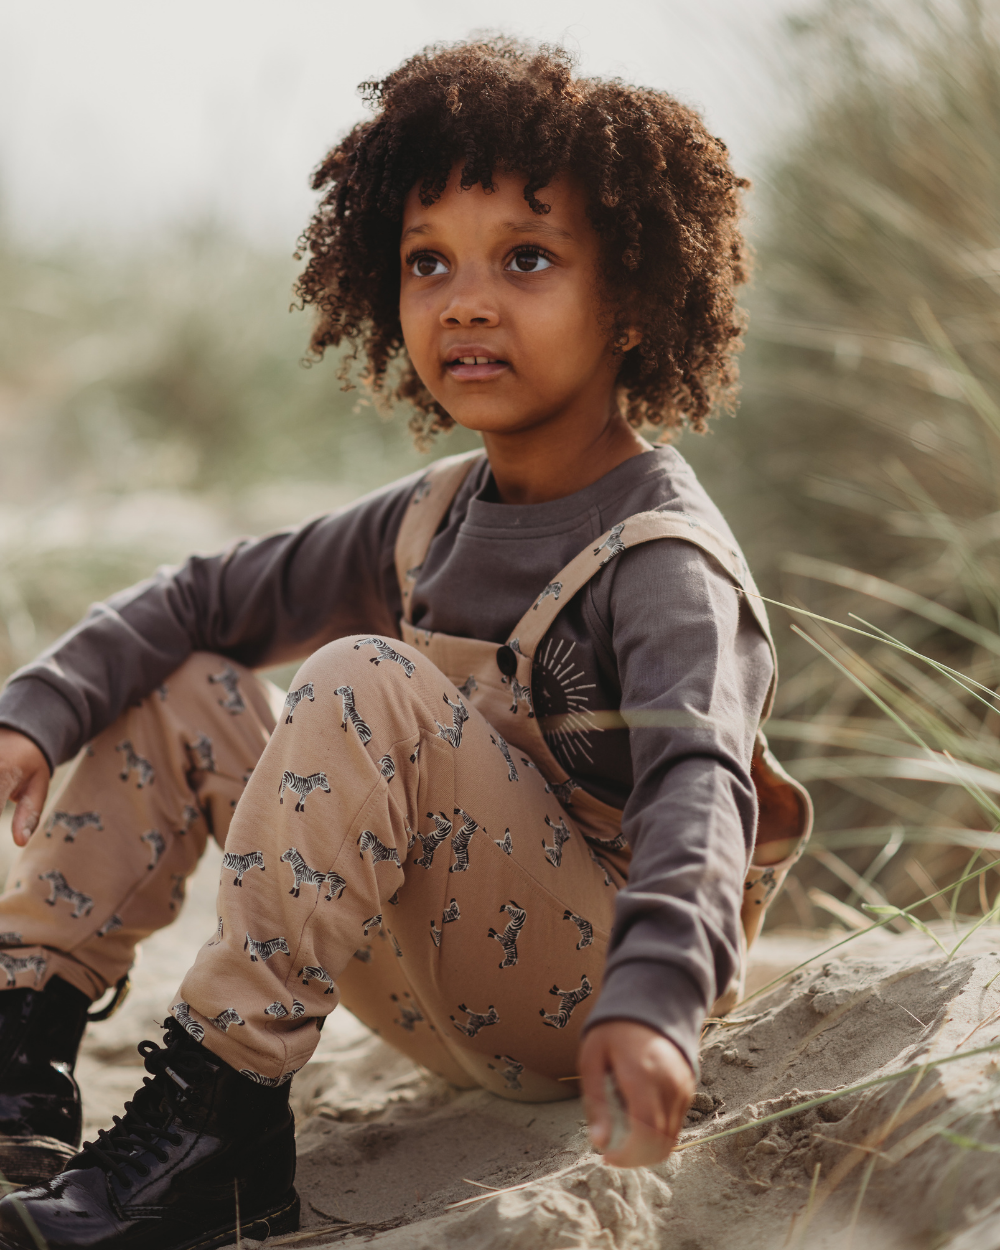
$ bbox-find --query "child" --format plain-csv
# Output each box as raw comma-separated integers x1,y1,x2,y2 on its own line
0,38,810,1250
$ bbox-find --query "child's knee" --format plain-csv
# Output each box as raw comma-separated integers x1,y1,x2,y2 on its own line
295,635,425,688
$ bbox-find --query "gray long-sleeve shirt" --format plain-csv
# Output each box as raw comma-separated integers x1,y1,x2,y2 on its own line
0,446,772,1069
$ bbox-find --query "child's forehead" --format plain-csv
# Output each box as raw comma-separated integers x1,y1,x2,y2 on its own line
400,166,588,238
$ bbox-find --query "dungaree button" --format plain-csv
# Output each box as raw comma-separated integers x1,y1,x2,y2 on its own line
496,645,518,676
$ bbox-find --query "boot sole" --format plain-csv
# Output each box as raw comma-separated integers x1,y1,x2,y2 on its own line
0,1189,300,1250
165,1191,301,1250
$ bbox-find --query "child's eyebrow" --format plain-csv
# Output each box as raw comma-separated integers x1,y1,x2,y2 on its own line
503,220,574,242
399,220,575,244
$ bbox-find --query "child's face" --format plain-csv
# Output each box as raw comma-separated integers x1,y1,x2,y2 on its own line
399,167,622,438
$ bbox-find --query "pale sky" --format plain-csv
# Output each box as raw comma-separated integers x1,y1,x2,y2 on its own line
0,0,804,247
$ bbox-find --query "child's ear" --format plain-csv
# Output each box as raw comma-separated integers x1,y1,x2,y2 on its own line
617,328,642,351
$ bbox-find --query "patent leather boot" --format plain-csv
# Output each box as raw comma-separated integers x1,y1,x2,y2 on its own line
0,1019,299,1250
0,976,90,1187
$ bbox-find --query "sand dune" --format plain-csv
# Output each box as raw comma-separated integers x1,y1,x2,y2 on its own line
71,843,1000,1248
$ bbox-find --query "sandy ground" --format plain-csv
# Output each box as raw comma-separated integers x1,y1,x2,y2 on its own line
5,814,1000,1248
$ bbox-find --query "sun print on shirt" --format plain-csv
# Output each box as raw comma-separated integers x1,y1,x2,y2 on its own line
533,638,598,769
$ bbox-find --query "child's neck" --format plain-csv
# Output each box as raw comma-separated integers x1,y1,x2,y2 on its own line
482,412,653,506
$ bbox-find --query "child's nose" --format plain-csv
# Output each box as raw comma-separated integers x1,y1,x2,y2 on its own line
439,269,500,327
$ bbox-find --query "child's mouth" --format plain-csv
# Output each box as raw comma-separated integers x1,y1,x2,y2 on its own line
445,353,509,380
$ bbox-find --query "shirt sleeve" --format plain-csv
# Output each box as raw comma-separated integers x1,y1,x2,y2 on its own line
0,476,417,771
581,538,773,1072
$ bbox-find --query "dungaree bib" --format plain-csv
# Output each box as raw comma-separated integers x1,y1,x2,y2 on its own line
394,450,812,1010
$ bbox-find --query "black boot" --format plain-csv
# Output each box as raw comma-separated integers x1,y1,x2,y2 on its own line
0,1020,299,1250
0,976,90,1187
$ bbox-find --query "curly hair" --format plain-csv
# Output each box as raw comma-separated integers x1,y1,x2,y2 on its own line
294,37,751,443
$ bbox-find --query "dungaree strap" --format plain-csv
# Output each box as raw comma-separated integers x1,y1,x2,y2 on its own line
391,456,811,851
394,451,486,625
506,510,779,718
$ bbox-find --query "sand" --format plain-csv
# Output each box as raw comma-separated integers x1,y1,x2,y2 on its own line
34,840,1000,1248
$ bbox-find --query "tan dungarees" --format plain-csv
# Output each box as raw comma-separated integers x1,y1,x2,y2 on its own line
0,451,809,1097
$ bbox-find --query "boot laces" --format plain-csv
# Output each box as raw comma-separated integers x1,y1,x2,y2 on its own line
77,1024,215,1187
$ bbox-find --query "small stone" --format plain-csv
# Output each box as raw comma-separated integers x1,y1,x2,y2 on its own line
722,1048,740,1064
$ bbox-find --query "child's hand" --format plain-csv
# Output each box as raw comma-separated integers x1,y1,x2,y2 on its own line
0,729,49,846
578,1019,694,1167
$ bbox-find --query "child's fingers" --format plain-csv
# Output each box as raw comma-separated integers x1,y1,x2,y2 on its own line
0,731,50,846
9,767,48,847
578,1033,612,1152
602,1075,674,1168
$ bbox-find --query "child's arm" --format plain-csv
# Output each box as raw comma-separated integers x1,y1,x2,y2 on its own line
578,534,772,1159
0,476,417,795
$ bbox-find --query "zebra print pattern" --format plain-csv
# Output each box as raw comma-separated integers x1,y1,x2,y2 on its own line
353,636,416,678
283,683,315,724
593,521,626,566
450,1003,499,1037
280,847,346,900
456,675,478,699
45,810,103,842
508,677,533,717
587,844,614,887
414,811,451,870
563,909,594,949
96,914,123,938
298,964,336,993
584,830,628,853
208,1007,244,1032
141,828,165,871
541,815,572,868
334,685,372,745
181,804,202,833
240,1068,296,1087
540,975,593,1029
391,993,424,1032
38,871,93,918
488,900,526,970
0,952,46,987
357,830,401,868
116,740,155,788
278,771,330,812
450,807,478,873
265,999,306,1020
362,912,382,936
243,932,289,962
208,664,246,714
378,753,395,781
188,733,216,773
487,1054,524,1091
532,581,563,610
494,828,513,856
434,692,469,749
489,734,519,782
222,850,265,886
172,1001,205,1043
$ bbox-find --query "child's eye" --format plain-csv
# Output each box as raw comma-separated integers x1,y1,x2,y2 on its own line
409,254,448,278
506,249,553,273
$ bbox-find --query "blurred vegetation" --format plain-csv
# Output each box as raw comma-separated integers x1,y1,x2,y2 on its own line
682,0,1000,927
0,230,481,676
3,0,1000,933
